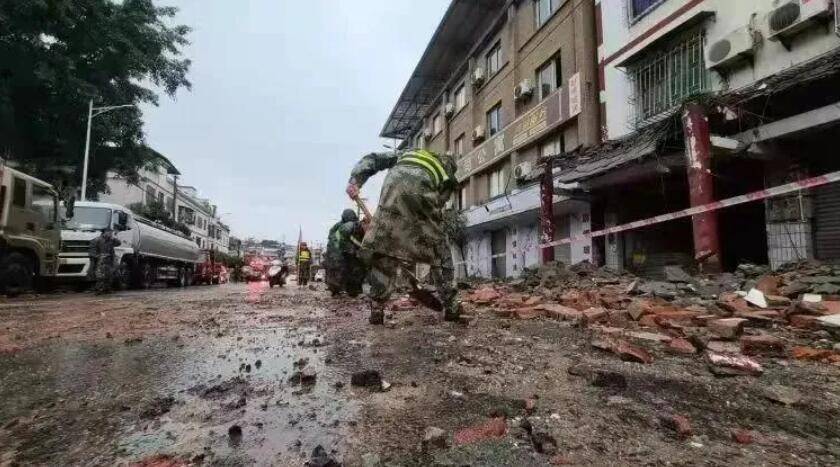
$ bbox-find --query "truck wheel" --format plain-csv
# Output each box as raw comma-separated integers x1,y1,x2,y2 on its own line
1,252,34,297
183,268,193,287
140,263,153,289
115,261,132,291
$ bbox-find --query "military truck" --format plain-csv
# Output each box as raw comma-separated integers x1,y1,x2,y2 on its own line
0,164,63,295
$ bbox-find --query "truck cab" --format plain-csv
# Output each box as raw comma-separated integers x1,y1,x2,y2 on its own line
0,165,61,295
58,202,134,280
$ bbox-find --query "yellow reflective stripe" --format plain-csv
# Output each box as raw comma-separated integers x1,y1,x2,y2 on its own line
401,157,441,186
411,150,449,183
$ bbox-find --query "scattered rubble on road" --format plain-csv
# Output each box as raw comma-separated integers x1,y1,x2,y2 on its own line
463,260,840,373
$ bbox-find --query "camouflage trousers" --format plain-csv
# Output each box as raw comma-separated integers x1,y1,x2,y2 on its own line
368,250,457,315
93,256,115,294
326,256,365,297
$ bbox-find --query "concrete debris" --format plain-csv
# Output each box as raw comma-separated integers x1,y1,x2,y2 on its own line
744,289,768,309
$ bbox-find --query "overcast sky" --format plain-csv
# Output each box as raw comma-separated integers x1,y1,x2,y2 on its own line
141,0,449,246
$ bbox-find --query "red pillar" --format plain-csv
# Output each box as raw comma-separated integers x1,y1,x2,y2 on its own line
682,103,721,272
540,159,555,264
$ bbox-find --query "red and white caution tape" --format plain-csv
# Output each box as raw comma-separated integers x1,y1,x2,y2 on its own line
539,170,840,249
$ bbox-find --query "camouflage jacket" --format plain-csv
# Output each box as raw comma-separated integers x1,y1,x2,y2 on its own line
325,220,363,265
89,235,121,260
349,149,457,265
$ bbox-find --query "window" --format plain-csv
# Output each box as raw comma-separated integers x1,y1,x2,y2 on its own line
630,0,663,21
31,185,56,224
488,165,507,198
145,185,155,205
459,184,469,211
535,0,558,27
12,177,26,208
628,30,708,125
487,103,502,136
432,112,443,135
454,134,466,158
536,54,562,100
539,134,565,158
454,84,467,111
157,192,164,205
486,42,502,76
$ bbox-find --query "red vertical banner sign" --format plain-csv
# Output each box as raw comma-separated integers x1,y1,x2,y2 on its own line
682,103,721,272
540,159,555,264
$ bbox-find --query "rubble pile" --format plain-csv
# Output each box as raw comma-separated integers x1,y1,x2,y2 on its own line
463,260,840,370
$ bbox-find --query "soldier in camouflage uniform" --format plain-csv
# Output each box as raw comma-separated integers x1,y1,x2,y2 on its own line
325,209,366,297
346,148,460,325
89,227,121,294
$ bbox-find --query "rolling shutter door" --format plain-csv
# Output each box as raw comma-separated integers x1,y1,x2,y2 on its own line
814,184,840,263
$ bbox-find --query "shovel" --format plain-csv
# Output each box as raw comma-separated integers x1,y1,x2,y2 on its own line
351,194,443,312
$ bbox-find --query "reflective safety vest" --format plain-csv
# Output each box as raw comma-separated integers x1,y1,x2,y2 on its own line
397,149,450,189
298,250,311,262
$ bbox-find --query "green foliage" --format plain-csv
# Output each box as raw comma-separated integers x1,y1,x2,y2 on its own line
0,0,192,194
128,201,191,236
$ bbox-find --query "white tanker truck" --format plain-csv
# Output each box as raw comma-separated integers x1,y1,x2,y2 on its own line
58,201,200,289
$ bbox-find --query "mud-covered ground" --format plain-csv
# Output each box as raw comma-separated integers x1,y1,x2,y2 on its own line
1,282,839,466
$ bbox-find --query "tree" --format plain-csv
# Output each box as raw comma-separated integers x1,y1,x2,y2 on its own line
128,201,191,237
0,0,191,195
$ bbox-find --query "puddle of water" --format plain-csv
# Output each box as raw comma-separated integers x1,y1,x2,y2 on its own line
0,326,355,466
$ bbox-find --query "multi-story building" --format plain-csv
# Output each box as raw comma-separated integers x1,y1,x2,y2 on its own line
381,0,601,278
594,0,840,272
100,158,232,254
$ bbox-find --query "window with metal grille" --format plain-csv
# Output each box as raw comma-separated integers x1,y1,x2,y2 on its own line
628,30,708,125
629,0,665,21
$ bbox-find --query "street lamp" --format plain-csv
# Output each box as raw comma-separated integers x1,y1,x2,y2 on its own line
81,99,136,201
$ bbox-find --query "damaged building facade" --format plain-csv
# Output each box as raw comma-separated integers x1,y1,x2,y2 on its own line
594,0,840,275
380,0,602,279
381,0,840,279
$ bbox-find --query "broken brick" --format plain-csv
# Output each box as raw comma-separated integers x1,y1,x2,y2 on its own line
470,287,501,304
659,414,692,440
755,275,781,296
717,294,752,315
740,335,786,357
667,338,697,355
639,314,660,329
453,417,507,445
732,429,754,445
627,299,655,321
538,304,583,322
513,307,544,320
707,352,763,376
788,314,821,329
581,307,609,325
614,340,654,364
708,318,748,340
791,346,834,362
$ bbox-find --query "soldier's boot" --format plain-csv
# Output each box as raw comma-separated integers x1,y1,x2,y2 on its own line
368,300,385,325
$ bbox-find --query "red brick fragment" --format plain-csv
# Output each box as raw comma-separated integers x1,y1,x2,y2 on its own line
740,335,786,357
667,338,697,355
791,346,834,361
453,417,507,445
614,340,654,364
660,414,692,440
732,429,754,445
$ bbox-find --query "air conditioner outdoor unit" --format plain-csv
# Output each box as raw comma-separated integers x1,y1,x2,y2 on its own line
423,128,433,140
444,102,455,118
472,67,486,87
706,25,758,71
767,0,833,45
514,161,533,181
472,125,486,141
514,79,534,101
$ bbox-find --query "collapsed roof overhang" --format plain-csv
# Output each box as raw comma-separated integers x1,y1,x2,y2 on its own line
380,0,509,140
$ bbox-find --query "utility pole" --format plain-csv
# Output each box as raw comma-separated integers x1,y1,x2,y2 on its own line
80,99,135,201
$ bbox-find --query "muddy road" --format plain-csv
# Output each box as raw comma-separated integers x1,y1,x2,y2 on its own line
1,283,839,466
